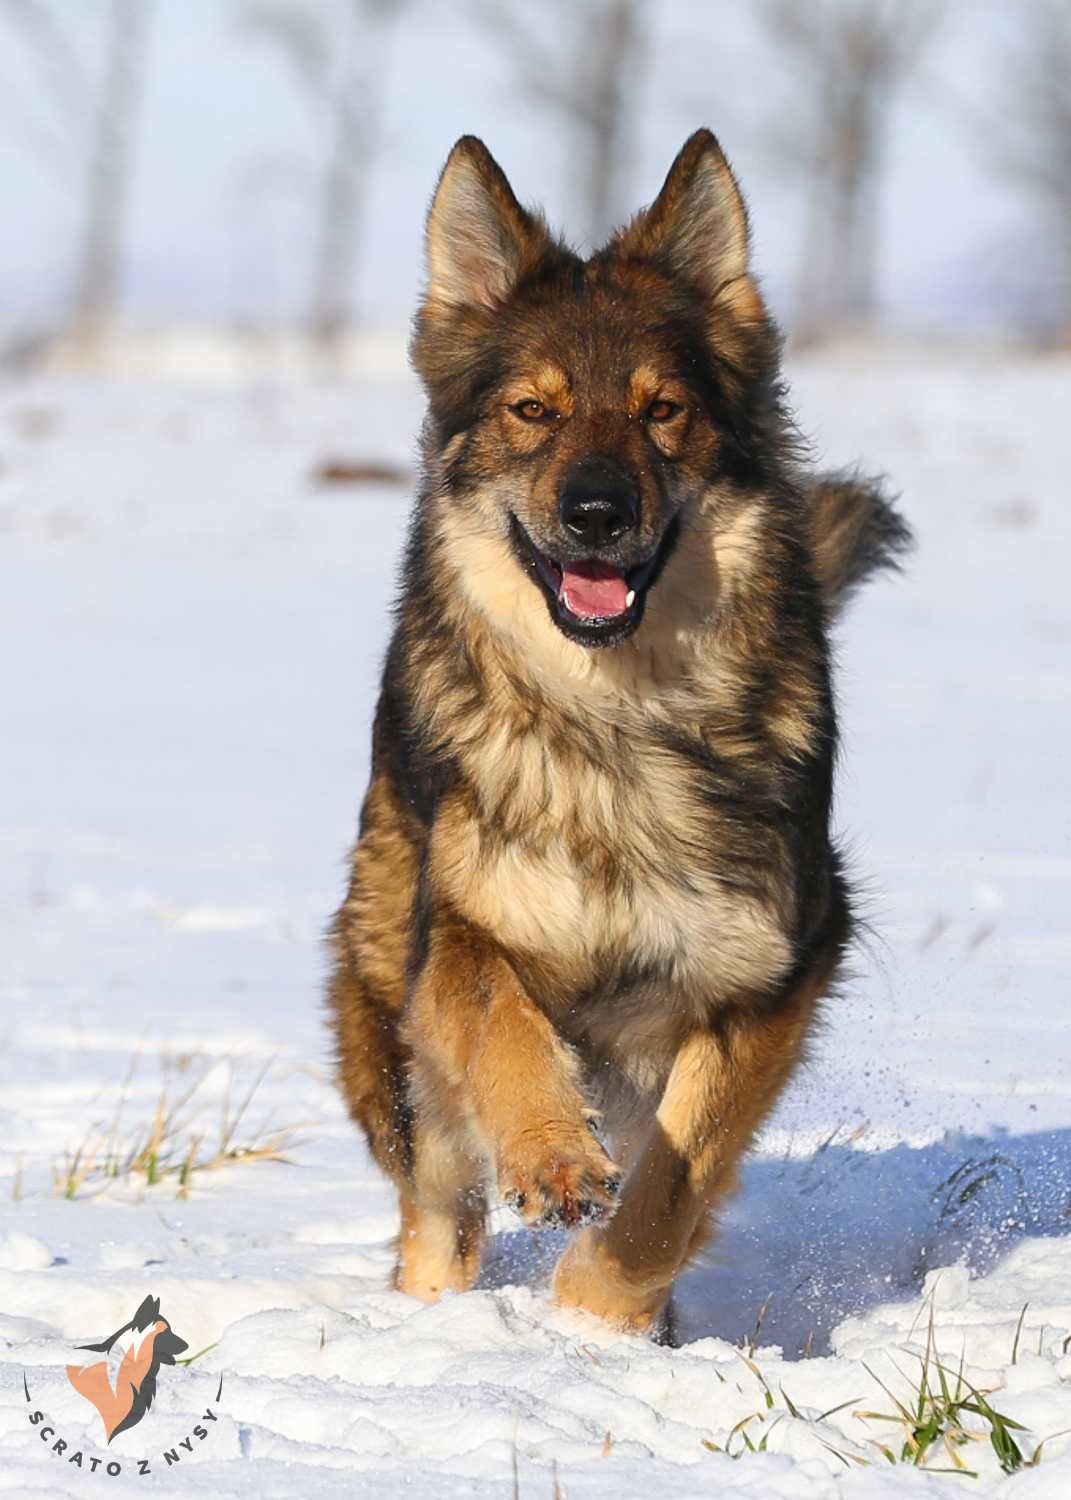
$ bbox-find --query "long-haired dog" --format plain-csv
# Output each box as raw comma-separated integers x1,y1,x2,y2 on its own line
327,129,911,1335
66,1294,187,1441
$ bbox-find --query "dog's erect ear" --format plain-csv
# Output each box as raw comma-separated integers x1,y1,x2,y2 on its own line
616,129,750,298
132,1295,159,1328
424,136,547,311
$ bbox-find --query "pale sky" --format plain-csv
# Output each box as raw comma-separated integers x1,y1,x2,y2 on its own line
0,0,1047,339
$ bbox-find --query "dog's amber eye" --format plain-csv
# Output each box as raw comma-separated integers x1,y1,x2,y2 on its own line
512,399,549,422
646,399,680,423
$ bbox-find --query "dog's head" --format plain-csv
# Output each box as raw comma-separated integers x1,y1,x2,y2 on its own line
136,1310,188,1372
411,130,781,652
68,1294,189,1443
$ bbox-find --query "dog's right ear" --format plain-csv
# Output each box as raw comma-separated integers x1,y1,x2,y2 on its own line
615,130,750,303
132,1295,159,1328
423,137,547,312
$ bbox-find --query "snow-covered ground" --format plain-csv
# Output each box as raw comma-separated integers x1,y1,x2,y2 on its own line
2,347,1069,1496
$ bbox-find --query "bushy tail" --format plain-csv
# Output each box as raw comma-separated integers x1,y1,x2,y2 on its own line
805,469,913,616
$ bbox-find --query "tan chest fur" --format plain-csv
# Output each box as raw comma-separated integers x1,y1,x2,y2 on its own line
427,701,794,1014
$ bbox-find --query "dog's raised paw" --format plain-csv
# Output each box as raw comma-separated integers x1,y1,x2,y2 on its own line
498,1131,622,1229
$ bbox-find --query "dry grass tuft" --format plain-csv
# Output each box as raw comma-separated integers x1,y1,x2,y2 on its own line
52,1053,302,1199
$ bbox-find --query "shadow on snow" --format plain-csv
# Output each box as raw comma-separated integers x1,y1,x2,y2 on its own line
479,1126,1071,1356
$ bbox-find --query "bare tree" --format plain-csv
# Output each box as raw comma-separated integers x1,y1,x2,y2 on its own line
758,0,936,342
983,1,1071,341
74,0,153,351
474,0,643,246
241,0,402,356
0,0,155,352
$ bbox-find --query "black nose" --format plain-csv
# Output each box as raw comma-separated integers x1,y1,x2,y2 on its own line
559,457,639,550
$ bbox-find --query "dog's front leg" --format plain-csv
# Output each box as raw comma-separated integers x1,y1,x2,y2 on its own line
406,914,622,1228
553,971,823,1333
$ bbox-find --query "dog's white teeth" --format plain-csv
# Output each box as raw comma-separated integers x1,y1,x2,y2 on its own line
625,590,636,607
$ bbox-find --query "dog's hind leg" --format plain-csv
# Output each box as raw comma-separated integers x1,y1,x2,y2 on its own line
553,943,838,1333
330,918,488,1299
326,951,413,1183
394,1116,486,1301
327,769,424,1181
330,920,488,1301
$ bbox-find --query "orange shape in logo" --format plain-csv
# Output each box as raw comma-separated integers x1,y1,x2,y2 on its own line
66,1295,188,1443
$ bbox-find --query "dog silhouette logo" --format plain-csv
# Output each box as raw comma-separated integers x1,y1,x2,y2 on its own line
66,1295,188,1442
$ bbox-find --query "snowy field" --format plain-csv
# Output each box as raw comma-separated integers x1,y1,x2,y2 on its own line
2,347,1070,1496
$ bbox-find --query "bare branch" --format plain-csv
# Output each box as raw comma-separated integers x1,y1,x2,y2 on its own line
2,0,92,119
71,0,155,349
232,0,406,350
988,1,1071,199
469,0,557,92
237,0,333,96
0,64,77,177
756,0,939,339
973,0,1071,335
471,0,643,242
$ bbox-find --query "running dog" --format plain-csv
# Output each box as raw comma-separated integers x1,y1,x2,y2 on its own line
327,130,911,1335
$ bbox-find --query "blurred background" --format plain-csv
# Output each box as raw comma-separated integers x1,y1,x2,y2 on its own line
0,0,1069,372
3,0,1071,1413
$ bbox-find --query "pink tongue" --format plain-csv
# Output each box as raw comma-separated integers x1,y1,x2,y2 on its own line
559,560,628,619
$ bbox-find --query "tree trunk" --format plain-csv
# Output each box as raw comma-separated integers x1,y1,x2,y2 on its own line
310,1,394,361
834,80,882,330
72,0,152,353
796,80,883,342
573,0,639,245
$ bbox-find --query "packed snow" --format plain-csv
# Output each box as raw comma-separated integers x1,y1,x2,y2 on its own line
1,346,1070,1496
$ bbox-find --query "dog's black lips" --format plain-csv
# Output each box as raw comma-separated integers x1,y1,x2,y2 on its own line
508,513,681,648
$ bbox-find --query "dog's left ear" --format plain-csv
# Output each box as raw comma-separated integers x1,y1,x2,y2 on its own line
423,136,549,312
616,129,750,301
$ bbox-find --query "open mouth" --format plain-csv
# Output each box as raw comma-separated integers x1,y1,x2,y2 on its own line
509,514,680,648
